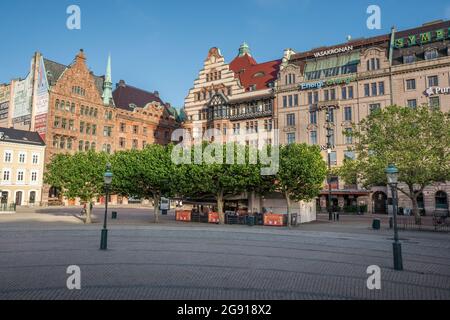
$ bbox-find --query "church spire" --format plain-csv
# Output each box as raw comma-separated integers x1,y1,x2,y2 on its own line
239,42,251,57
102,54,113,105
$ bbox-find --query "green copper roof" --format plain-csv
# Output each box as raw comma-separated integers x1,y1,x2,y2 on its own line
239,42,251,57
102,54,113,105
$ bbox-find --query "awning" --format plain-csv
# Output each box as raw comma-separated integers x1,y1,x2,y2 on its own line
304,51,360,73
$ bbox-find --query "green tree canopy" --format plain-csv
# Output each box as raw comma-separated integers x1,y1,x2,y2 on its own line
340,105,450,222
44,151,109,223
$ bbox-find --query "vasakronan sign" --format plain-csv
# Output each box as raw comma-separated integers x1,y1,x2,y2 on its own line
395,27,450,48
425,87,450,96
299,76,356,90
313,46,353,58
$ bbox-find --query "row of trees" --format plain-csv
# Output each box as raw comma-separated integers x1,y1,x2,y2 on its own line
45,142,328,225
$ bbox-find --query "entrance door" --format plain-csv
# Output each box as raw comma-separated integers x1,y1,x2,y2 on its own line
373,192,387,214
29,191,36,205
15,191,23,206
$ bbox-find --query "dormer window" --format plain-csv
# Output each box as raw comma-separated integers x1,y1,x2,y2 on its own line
253,72,265,78
424,49,438,61
129,103,137,109
403,54,416,64
248,85,256,92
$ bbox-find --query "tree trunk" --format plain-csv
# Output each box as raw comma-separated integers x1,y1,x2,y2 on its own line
285,192,292,228
154,194,160,223
217,190,224,225
411,196,421,225
85,201,92,224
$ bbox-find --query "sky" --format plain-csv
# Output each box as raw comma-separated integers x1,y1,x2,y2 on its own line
1,0,450,108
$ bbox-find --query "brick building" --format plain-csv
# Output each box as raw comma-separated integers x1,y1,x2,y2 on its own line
1,49,179,206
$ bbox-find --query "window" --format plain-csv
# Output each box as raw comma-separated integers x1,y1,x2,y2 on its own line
348,86,354,99
17,171,24,182
287,133,296,145
3,170,10,181
406,79,416,90
287,113,296,126
67,138,73,150
143,127,148,136
369,103,381,113
79,140,84,151
4,151,12,163
55,100,60,110
407,99,417,109
31,171,37,182
84,141,90,152
329,151,337,165
80,121,85,133
132,139,138,149
330,89,336,100
403,54,416,64
428,76,439,87
344,151,356,160
133,125,138,134
120,123,126,132
103,126,112,137
364,84,370,97
310,110,317,124
119,138,126,148
91,142,96,151
53,136,59,148
329,129,335,146
142,141,147,149
344,106,352,121
71,103,76,113
60,137,66,149
294,94,299,106
327,109,334,123
310,131,317,145
32,154,39,164
324,90,329,101
424,49,438,60
371,83,378,96
345,128,353,144
19,153,25,163
367,58,380,71
69,120,75,131
264,119,273,131
429,96,440,109
435,191,448,209
86,124,91,135
54,117,60,128
378,82,385,95
341,87,347,100
92,124,97,135
283,96,287,108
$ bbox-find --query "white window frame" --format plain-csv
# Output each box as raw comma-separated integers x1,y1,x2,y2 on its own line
2,169,11,184
16,169,25,185
30,170,39,185
4,150,13,163
18,152,26,164
32,153,40,165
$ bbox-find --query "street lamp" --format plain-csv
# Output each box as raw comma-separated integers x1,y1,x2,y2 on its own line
385,164,403,271
100,163,113,251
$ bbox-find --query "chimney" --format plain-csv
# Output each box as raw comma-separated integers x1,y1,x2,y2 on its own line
116,80,126,88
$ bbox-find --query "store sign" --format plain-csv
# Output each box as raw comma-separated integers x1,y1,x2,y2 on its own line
425,86,450,97
299,76,356,90
394,28,450,48
313,45,353,58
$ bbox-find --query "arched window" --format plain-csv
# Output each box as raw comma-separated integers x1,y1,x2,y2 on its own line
55,99,60,110
60,100,65,110
29,191,36,204
66,101,70,111
85,141,90,152
435,191,448,210
91,142,96,151
71,103,76,113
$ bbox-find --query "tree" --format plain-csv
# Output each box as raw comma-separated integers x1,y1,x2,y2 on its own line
275,144,328,226
176,142,264,224
44,151,109,224
340,105,450,223
111,144,175,223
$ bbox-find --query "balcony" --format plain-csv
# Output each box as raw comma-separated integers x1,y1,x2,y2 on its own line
228,109,273,121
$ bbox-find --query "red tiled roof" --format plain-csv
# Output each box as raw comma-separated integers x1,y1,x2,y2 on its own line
229,54,281,91
113,80,164,111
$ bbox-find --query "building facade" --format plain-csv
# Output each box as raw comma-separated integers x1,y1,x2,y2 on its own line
276,19,450,215
0,128,45,208
182,44,316,222
0,83,10,127
1,49,180,206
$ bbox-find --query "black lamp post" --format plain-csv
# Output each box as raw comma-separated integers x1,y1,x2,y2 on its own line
385,164,403,271
100,163,113,251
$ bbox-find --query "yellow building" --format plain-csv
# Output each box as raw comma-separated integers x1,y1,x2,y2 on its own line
0,127,45,209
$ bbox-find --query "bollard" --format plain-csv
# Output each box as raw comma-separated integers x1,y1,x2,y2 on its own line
372,218,381,230
389,217,393,229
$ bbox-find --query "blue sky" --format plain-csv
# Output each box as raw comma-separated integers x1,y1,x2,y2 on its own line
1,0,449,108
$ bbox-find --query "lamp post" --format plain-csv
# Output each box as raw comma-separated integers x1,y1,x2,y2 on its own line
385,164,403,271
100,163,113,251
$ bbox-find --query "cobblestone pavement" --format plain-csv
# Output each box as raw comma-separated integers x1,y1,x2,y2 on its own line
0,213,450,300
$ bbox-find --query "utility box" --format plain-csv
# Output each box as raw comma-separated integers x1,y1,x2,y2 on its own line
372,218,381,230
111,211,117,219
